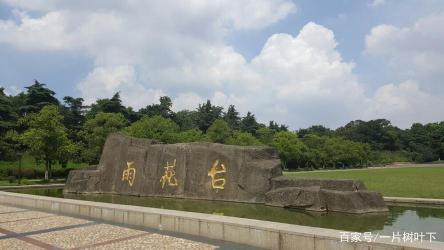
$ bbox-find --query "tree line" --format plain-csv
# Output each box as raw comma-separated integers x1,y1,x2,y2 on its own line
0,81,443,178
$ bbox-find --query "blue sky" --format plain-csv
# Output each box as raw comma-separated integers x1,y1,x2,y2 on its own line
1,0,444,129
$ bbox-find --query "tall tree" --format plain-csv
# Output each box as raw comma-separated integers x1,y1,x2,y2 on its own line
62,96,86,141
223,105,240,129
0,87,16,134
139,96,174,119
256,127,275,145
269,121,288,132
196,100,223,132
18,105,74,179
0,88,19,160
336,119,401,150
79,112,128,164
298,125,333,138
207,119,232,143
87,92,125,117
86,92,139,122
21,80,59,115
124,115,179,143
173,110,199,131
272,131,309,169
240,112,259,135
403,123,440,162
226,131,261,146
177,128,206,143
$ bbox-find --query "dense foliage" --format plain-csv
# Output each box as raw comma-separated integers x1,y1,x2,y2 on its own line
1,81,443,175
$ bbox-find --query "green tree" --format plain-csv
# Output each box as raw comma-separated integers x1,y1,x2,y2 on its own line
173,110,199,131
0,88,19,160
336,119,401,150
86,92,139,122
79,112,128,164
224,105,240,129
196,100,223,132
269,121,288,132
207,119,232,143
301,134,328,168
21,80,59,115
240,112,259,135
177,129,207,142
18,105,74,179
139,96,174,119
402,123,441,162
272,131,309,169
321,137,370,168
432,122,444,160
226,131,262,146
9,92,25,115
256,127,275,145
62,96,86,142
123,106,141,123
298,125,333,138
124,115,179,143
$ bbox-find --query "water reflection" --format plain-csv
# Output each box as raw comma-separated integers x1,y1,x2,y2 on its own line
13,188,443,241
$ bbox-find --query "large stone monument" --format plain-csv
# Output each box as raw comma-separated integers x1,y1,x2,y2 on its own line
65,133,388,213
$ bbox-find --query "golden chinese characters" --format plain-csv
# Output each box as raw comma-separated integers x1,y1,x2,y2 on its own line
122,161,136,187
160,159,178,188
208,160,227,190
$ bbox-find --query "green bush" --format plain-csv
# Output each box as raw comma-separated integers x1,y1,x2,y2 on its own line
20,178,32,185
0,166,75,179
7,176,16,183
370,150,412,165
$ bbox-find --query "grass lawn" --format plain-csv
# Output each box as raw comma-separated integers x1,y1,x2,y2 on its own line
0,153,88,184
0,153,87,170
285,165,444,199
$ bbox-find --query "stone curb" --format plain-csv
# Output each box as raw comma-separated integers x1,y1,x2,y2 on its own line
0,191,443,250
384,197,444,207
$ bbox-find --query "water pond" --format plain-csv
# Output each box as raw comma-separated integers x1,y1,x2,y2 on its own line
11,188,444,242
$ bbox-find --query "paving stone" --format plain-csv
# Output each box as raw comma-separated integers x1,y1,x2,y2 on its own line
88,233,218,250
30,223,141,249
0,210,53,223
1,215,91,233
0,238,42,250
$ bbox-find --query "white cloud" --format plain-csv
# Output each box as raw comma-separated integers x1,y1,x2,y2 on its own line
221,0,296,29
363,12,444,127
369,0,386,7
366,81,444,126
77,65,165,109
0,84,20,96
245,22,369,127
0,0,57,11
1,1,443,129
172,91,247,113
0,11,72,50
365,13,444,92
172,92,205,112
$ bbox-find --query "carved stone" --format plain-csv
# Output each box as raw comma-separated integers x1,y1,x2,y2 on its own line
65,133,388,213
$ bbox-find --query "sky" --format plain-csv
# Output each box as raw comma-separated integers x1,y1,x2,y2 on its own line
1,0,444,129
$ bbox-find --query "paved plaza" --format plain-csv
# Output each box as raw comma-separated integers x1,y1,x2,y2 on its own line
0,204,259,250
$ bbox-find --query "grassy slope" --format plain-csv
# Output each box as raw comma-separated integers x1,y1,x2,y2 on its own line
285,165,444,199
0,153,88,185
0,153,87,170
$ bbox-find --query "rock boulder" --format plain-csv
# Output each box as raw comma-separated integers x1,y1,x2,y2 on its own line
65,133,388,213
65,133,282,203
